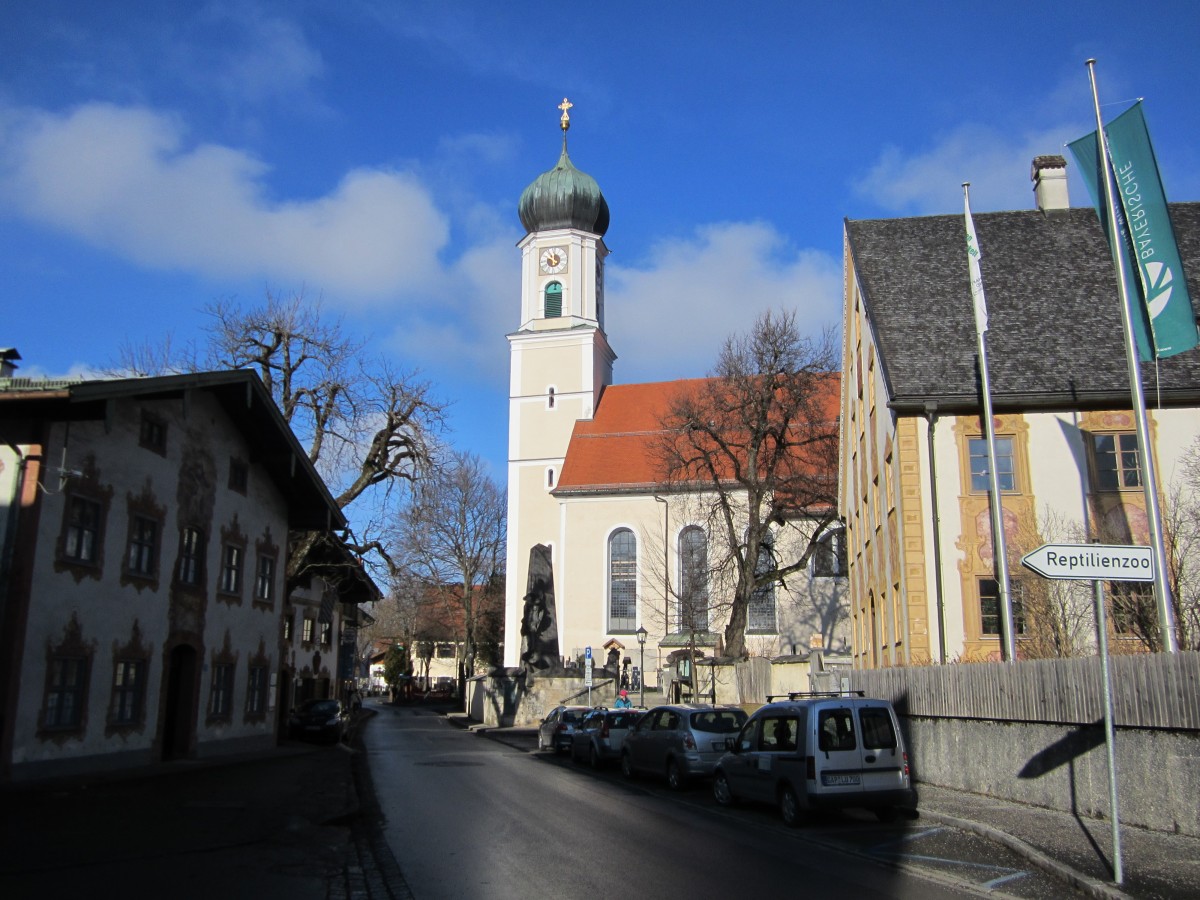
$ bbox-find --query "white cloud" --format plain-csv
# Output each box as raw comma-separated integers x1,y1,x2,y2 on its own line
0,102,449,300
605,222,842,382
386,232,518,380
853,122,1080,216
191,4,325,103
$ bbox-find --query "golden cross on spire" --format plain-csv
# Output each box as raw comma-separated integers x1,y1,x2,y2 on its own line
558,97,573,132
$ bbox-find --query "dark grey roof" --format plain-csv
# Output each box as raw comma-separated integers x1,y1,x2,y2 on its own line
0,369,345,531
845,203,1200,413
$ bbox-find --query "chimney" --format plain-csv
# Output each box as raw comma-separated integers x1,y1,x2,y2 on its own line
1031,155,1069,214
0,348,20,379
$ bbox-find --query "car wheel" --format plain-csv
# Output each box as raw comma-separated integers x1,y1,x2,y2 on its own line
589,745,602,771
621,752,635,779
713,771,736,807
779,784,804,827
666,758,685,791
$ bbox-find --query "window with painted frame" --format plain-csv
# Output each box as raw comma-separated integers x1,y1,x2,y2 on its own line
209,663,234,721
125,514,158,578
111,658,146,726
813,527,847,577
178,526,205,587
968,436,1016,492
246,665,269,717
219,543,243,595
63,495,103,565
978,577,1025,637
254,554,276,603
1091,432,1142,491
44,656,89,731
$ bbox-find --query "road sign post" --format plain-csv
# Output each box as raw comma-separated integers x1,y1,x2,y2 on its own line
1020,541,1146,885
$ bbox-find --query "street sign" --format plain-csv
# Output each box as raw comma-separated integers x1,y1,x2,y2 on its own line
585,646,592,660
584,657,593,687
1021,543,1154,582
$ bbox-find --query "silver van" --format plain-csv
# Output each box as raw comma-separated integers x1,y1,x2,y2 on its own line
712,694,916,825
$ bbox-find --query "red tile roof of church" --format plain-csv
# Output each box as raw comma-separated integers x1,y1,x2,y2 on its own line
555,379,706,492
554,374,840,495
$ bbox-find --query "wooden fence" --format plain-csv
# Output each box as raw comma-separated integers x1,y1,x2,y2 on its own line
848,650,1200,730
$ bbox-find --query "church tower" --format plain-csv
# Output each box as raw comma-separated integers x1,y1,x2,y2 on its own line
504,99,614,667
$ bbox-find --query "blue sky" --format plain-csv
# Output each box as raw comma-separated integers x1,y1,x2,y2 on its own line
3,1,1199,481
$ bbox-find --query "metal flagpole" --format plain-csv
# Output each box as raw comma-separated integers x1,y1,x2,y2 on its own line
964,184,1017,662
1085,59,1179,652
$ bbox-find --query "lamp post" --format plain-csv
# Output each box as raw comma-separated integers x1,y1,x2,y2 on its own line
636,626,648,708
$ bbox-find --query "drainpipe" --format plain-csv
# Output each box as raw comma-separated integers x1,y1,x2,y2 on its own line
654,495,669,691
924,402,947,664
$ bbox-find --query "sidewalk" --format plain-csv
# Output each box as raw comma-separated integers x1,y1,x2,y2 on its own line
0,733,362,899
461,719,1200,900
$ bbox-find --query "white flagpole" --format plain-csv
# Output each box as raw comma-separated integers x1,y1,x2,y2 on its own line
964,183,1017,662
1086,59,1178,652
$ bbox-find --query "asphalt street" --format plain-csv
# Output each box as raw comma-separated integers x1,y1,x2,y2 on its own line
1,700,1196,900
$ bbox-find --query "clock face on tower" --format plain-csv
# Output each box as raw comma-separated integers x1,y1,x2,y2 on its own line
539,246,568,275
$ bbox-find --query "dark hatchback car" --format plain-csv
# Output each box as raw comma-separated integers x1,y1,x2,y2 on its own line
570,707,644,769
537,705,591,754
288,698,350,743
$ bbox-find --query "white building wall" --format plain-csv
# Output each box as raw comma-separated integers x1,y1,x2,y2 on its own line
12,391,289,771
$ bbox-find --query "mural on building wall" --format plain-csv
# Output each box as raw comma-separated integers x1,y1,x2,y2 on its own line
519,544,559,673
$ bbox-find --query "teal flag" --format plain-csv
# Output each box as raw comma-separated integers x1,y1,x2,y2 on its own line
1069,102,1199,360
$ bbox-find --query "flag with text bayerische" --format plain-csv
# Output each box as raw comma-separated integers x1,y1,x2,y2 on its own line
963,189,988,335
1069,101,1199,359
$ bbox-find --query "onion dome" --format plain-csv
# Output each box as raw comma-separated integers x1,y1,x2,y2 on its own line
518,98,610,237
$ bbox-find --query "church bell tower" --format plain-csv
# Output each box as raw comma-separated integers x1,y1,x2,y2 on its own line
503,99,615,667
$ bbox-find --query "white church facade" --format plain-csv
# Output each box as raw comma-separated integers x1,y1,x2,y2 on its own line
502,104,849,687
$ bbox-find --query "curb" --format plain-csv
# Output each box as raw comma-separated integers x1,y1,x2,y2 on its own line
919,809,1130,900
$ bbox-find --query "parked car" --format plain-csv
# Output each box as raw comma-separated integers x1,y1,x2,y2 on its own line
288,698,350,743
570,707,644,769
537,705,591,754
620,703,747,789
712,694,916,826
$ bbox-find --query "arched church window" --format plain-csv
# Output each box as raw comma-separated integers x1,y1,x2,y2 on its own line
607,528,637,632
748,531,777,633
678,526,709,633
544,282,563,318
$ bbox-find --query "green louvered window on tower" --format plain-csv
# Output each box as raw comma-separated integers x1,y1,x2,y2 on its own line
544,282,562,318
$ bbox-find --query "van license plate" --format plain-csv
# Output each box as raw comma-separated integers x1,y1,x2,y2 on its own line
822,773,861,786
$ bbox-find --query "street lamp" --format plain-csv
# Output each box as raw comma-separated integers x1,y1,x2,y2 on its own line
635,626,648,708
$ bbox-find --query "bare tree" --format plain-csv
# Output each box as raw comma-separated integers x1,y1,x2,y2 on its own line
1162,438,1200,650
1010,507,1093,659
110,290,447,587
655,310,841,659
393,450,506,690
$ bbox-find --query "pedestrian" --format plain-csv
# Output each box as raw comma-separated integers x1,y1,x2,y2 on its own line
614,689,632,708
